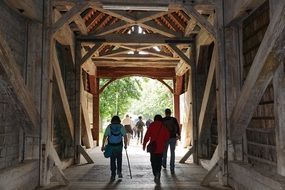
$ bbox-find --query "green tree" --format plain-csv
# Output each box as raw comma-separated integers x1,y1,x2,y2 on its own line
129,78,173,119
99,77,142,120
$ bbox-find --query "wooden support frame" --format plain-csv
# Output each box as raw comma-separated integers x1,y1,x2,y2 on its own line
183,5,216,38
157,79,173,93
179,147,193,163
200,163,219,186
52,2,89,34
78,145,94,164
168,43,194,67
80,42,103,65
0,34,40,130
78,34,194,45
52,43,75,139
198,45,216,136
230,2,285,140
273,63,285,176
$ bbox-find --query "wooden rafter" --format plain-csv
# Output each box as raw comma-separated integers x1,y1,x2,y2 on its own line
185,19,197,37
182,5,216,38
82,8,94,21
80,42,103,65
52,2,89,34
93,54,179,60
160,15,178,31
97,67,176,79
85,11,101,28
168,13,186,31
94,20,131,36
78,33,194,45
168,44,193,67
92,60,178,68
99,48,129,57
74,14,88,35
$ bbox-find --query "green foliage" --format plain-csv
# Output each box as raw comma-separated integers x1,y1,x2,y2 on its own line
129,78,173,120
99,77,142,120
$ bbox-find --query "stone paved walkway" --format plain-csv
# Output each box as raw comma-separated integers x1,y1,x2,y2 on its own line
39,139,231,190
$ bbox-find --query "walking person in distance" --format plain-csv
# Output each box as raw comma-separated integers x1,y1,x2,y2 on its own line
162,109,180,174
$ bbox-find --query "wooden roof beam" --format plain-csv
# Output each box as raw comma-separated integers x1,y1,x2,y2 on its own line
92,60,178,68
182,5,216,38
168,44,193,67
53,1,215,7
185,19,197,37
78,34,194,45
80,42,103,65
97,67,176,78
52,2,90,34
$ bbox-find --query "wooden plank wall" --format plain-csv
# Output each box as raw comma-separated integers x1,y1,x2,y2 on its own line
242,1,277,168
0,1,27,77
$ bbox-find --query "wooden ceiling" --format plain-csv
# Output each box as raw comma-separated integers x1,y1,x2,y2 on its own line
53,1,215,78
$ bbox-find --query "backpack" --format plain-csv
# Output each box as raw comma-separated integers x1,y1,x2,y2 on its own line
136,120,144,130
108,124,123,146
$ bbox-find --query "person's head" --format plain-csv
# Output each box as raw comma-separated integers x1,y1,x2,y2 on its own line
111,116,121,124
138,116,142,120
165,108,171,116
154,114,163,121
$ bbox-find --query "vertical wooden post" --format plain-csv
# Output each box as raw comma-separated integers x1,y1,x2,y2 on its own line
93,76,100,146
40,0,53,185
215,0,228,185
88,75,99,146
174,94,180,122
273,63,285,177
190,43,199,164
74,41,82,164
174,75,183,124
224,26,242,161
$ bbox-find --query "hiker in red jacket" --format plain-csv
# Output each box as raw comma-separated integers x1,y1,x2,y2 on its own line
143,114,170,183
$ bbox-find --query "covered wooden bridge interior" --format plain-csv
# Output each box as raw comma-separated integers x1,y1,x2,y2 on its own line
0,0,285,189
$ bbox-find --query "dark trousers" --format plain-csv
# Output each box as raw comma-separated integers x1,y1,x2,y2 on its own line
110,151,122,176
150,153,163,176
137,130,143,143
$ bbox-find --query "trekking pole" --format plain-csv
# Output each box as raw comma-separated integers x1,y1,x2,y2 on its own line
125,148,132,179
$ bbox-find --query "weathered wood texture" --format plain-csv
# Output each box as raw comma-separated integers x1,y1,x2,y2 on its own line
40,0,54,185
0,1,27,82
4,0,43,21
273,64,285,176
240,1,276,166
0,29,40,131
53,44,75,139
229,1,285,141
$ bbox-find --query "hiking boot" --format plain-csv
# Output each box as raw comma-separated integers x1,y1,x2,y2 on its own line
110,175,115,181
154,174,160,184
162,164,166,169
118,173,123,178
